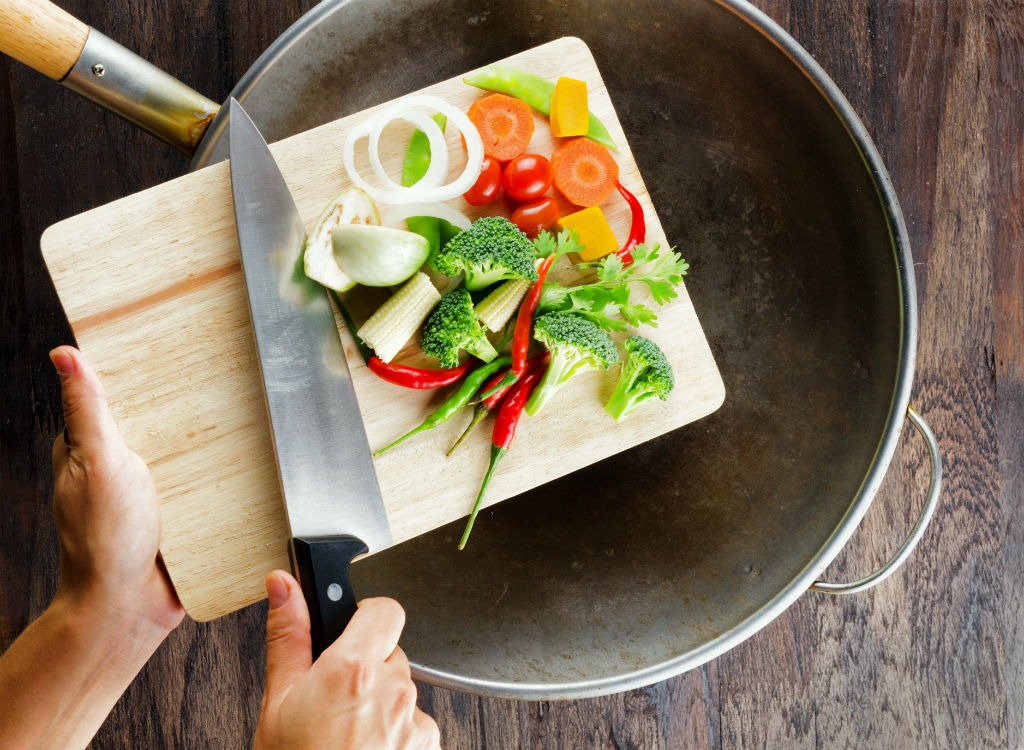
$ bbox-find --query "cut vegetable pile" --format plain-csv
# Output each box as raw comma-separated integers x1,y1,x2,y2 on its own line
302,64,690,548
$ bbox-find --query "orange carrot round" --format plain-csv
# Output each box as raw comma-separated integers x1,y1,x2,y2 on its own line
550,137,619,207
467,93,535,162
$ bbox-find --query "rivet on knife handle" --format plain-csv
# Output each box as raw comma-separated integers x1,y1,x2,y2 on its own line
291,535,369,658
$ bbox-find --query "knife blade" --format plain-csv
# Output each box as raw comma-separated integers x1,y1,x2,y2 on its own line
227,98,392,657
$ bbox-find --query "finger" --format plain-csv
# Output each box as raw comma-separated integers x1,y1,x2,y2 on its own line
412,709,442,750
386,644,412,679
263,570,313,700
327,597,406,664
50,346,121,455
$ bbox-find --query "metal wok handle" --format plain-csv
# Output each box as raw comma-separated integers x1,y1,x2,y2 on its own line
810,406,941,595
0,0,219,155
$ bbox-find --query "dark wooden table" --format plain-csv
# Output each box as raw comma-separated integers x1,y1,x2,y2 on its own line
2,1,1019,747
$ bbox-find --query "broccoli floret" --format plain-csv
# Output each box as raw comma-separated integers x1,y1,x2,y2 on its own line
604,336,675,420
435,216,539,291
420,288,498,368
525,312,619,415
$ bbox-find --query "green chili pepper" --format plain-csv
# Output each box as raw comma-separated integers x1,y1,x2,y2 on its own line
374,355,511,456
462,65,617,150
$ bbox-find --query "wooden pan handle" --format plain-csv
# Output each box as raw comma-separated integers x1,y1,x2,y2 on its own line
0,0,90,80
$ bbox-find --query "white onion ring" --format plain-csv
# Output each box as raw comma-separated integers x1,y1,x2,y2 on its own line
369,109,448,192
382,201,473,231
343,94,485,205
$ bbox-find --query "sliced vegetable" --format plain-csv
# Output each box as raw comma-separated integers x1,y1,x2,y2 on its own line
475,277,531,333
463,64,616,149
303,188,380,292
343,94,484,204
549,76,589,137
467,93,535,162
356,271,441,362
332,224,430,287
502,153,552,202
510,196,559,237
551,137,619,207
558,205,619,261
458,362,546,549
463,156,503,206
374,355,511,456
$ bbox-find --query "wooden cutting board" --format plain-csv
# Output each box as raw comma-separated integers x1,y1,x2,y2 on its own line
40,37,724,621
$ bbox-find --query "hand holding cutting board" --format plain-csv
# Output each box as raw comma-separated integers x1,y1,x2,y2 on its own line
0,345,438,749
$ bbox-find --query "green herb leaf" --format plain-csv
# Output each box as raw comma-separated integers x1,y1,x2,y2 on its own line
537,243,688,332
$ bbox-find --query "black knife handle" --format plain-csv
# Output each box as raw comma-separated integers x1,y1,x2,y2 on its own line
291,535,369,659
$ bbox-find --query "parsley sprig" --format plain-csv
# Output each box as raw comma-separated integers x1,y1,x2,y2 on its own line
537,243,689,331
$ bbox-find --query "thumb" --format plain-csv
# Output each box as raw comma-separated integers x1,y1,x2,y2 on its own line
263,570,313,700
50,345,121,453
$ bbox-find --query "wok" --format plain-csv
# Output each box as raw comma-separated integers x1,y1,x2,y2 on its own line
1,0,941,698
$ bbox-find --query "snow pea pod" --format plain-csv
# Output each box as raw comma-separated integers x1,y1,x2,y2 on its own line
462,65,617,150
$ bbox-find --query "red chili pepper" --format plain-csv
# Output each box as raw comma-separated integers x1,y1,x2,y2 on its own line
615,181,646,267
458,363,547,550
367,356,469,389
512,254,557,374
447,352,549,456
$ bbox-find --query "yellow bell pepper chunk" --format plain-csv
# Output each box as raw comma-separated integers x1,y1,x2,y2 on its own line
549,76,589,137
558,205,619,261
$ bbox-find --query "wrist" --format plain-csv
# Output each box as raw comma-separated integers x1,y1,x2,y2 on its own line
50,585,175,677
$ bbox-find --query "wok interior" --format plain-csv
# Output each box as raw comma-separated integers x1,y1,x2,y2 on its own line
202,0,904,692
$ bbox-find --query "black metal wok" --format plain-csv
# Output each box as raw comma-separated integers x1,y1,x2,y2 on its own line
0,0,940,698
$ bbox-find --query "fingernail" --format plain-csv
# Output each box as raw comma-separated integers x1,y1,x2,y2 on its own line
50,348,76,381
266,573,290,609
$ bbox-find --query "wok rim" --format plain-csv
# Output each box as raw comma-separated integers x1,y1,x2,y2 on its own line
195,0,918,698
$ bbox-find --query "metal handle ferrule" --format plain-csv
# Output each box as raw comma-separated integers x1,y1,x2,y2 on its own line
61,29,219,155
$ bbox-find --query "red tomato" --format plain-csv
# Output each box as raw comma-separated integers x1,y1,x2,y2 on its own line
511,197,560,237
463,156,502,206
502,153,553,202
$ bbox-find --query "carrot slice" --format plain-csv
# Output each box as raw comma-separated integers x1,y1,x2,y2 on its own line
551,137,619,207
467,93,535,162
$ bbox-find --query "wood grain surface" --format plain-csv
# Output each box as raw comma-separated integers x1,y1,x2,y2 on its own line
0,1,1019,748
39,37,723,621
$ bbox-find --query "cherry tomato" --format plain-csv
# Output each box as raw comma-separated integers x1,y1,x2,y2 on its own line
463,156,502,206
510,197,560,237
502,153,553,202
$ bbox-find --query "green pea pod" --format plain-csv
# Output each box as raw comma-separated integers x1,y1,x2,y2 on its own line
373,355,512,456
403,113,448,268
462,64,617,150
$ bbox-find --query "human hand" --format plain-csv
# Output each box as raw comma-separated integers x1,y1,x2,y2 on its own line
253,571,441,750
49,345,184,636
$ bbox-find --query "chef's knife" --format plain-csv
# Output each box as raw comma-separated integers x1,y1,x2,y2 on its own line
227,98,392,657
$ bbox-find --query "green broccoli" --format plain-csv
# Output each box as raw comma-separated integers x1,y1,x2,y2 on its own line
420,288,498,368
604,336,675,420
525,312,619,416
434,216,539,291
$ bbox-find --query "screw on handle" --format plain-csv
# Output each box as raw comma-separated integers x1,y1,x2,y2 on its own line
291,535,370,658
